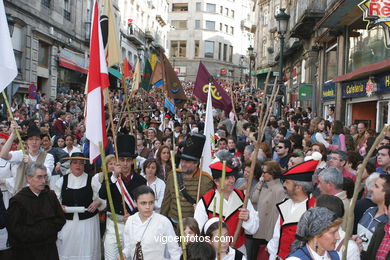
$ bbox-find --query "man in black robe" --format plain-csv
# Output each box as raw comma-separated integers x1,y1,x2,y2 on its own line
6,162,65,260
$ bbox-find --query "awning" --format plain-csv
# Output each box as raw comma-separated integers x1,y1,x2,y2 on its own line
255,68,272,76
58,57,88,74
333,57,390,82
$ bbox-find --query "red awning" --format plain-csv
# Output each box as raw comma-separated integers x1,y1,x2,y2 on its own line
333,57,390,83
58,57,88,74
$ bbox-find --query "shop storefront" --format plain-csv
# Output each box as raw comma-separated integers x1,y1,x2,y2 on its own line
57,48,88,93
343,72,390,131
322,81,336,119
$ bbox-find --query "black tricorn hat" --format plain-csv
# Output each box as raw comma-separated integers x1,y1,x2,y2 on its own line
23,124,41,140
179,133,206,161
117,134,137,158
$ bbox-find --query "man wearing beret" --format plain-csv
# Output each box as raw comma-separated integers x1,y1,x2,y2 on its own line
161,133,213,227
267,160,318,260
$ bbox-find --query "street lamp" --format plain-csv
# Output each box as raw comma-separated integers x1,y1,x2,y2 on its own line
239,55,244,83
6,13,15,37
275,8,290,103
247,45,254,91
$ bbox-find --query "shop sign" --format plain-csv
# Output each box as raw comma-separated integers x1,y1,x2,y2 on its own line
299,84,313,101
359,0,390,48
377,73,390,92
322,81,336,100
342,80,367,98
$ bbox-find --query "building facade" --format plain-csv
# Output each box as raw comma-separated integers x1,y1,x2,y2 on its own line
167,0,254,82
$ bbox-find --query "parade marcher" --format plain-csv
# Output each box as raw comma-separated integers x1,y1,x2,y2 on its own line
121,185,181,259
142,158,166,213
161,133,214,227
62,134,81,156
0,122,54,192
99,134,147,260
6,163,66,260
194,158,259,254
54,152,104,260
286,207,342,260
267,160,318,260
203,218,246,260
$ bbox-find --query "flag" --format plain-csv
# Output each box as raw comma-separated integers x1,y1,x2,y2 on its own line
85,0,110,163
164,97,175,114
150,60,163,88
150,54,157,70
123,57,131,89
0,0,17,93
160,52,186,107
141,59,152,92
194,62,232,113
202,84,215,175
100,0,121,67
131,59,141,97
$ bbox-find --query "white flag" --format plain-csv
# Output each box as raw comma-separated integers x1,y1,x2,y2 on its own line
0,0,17,92
201,83,215,175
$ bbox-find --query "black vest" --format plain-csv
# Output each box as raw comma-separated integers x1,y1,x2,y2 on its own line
61,174,97,220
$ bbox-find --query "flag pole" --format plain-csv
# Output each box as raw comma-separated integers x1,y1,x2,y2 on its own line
1,92,26,153
217,161,227,260
99,141,125,260
170,150,187,260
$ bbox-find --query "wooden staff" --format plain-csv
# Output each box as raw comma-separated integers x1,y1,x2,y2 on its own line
217,161,227,260
196,159,203,203
232,72,275,246
342,124,389,260
1,92,25,153
99,142,125,260
170,150,187,260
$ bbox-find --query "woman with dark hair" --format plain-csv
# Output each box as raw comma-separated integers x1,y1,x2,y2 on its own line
309,118,331,149
56,136,66,148
289,134,304,156
63,134,81,156
155,145,172,182
182,242,216,260
287,207,342,260
142,159,165,213
331,120,346,152
251,161,285,258
122,185,181,259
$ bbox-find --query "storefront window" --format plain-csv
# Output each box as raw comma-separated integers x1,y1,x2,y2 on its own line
324,42,337,81
347,28,390,73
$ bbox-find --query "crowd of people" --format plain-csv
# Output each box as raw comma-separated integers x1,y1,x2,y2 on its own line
0,84,389,260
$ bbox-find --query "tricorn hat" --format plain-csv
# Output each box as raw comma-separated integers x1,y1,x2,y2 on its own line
23,124,41,140
179,133,206,161
62,152,89,161
117,134,137,158
209,161,238,180
282,160,319,182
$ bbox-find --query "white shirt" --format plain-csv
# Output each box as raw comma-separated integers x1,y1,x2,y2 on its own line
194,189,259,235
122,212,181,260
9,150,54,178
216,246,247,260
62,146,81,156
144,176,166,213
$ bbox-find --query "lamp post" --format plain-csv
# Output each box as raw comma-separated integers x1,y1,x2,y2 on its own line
6,13,15,37
275,8,290,104
247,45,254,92
239,55,244,83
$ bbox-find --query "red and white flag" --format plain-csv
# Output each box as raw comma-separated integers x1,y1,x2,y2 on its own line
85,0,110,163
0,0,17,92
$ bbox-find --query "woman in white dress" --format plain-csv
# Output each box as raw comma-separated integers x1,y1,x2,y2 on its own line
54,152,105,260
122,185,181,260
141,159,165,213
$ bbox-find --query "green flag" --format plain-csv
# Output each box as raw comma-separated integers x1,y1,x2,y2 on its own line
141,59,153,92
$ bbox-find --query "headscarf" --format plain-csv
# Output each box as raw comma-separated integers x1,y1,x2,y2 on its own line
290,207,339,252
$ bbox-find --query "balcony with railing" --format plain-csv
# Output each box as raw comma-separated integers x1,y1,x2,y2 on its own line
290,0,327,39
126,24,146,46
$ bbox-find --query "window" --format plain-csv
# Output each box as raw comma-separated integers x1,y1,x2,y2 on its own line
218,42,222,60
206,3,216,13
231,10,235,18
41,0,51,8
219,23,223,31
205,21,215,30
195,20,201,29
225,8,229,16
204,41,214,58
14,50,22,74
325,42,337,81
230,26,234,35
195,40,199,57
229,46,233,62
223,44,227,61
171,41,187,57
38,41,50,68
172,3,188,12
196,2,201,11
225,24,228,33
220,6,223,14
64,0,71,21
263,10,268,25
171,20,188,29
